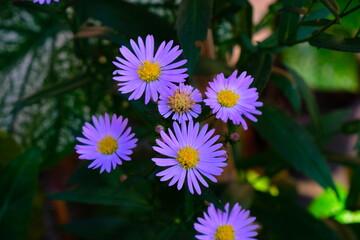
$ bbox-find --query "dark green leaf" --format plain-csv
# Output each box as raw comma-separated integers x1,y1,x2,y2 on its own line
62,218,126,240
0,131,20,170
346,167,360,210
287,67,321,131
194,57,233,76
155,225,178,240
13,73,90,113
342,120,360,134
320,0,340,20
271,72,301,113
199,187,225,212
246,51,273,93
252,193,341,240
176,0,213,74
0,149,41,240
62,218,156,240
224,0,248,7
74,0,175,40
309,34,360,52
253,105,336,192
278,0,302,43
280,6,307,14
48,186,151,211
301,19,333,26
308,108,350,145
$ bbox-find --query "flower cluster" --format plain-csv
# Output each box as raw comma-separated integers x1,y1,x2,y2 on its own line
74,35,260,239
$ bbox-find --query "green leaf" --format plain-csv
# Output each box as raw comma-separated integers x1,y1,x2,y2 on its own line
13,73,90,113
346,167,360,210
155,225,178,240
278,0,302,43
252,193,341,240
74,0,175,41
308,184,347,218
176,0,213,74
342,120,360,134
320,0,340,20
199,187,225,212
62,218,126,240
271,72,301,113
0,130,20,170
224,0,248,7
309,34,360,52
307,108,350,146
253,105,336,192
48,186,151,211
287,67,321,131
0,149,41,240
301,19,333,26
246,51,273,93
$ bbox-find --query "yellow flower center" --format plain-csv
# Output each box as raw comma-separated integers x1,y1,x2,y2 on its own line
137,60,161,82
217,89,240,107
97,135,118,155
176,146,199,169
214,225,235,240
168,89,194,114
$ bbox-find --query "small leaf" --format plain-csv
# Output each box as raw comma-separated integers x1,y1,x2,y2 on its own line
0,149,41,240
253,105,337,192
278,0,302,43
176,0,213,74
246,51,273,93
309,34,360,52
308,184,347,218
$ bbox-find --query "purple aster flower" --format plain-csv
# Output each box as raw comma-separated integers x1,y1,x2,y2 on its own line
204,70,263,130
112,34,188,104
152,120,227,195
158,83,202,122
33,0,59,4
75,113,138,173
194,203,259,240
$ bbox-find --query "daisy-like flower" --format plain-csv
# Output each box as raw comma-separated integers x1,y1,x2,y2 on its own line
158,83,202,122
75,113,138,173
194,203,259,240
33,0,59,4
152,120,227,195
113,34,188,104
204,70,263,130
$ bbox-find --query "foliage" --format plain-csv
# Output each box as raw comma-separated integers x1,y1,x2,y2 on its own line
0,0,360,239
